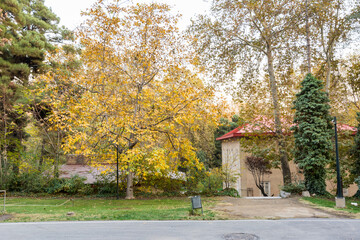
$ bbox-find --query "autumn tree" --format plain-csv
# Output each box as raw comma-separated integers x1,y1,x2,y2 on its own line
245,156,272,197
298,1,360,136
37,1,217,199
292,74,333,195
189,0,305,185
299,1,359,131
30,45,81,176
186,115,219,169
343,55,360,111
306,0,358,94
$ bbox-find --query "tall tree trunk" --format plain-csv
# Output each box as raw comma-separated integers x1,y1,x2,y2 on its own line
325,56,331,93
1,87,7,185
125,145,135,199
325,47,333,93
38,138,46,171
53,130,61,178
126,169,134,199
305,0,312,74
266,46,292,185
54,152,59,178
125,90,141,199
256,183,268,197
11,107,25,176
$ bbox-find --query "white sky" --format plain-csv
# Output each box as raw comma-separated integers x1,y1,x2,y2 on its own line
44,0,211,30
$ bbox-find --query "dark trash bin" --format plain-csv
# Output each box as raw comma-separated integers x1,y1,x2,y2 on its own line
191,195,203,214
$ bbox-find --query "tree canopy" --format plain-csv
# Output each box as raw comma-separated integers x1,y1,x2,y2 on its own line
0,0,62,187
189,0,306,185
36,1,219,199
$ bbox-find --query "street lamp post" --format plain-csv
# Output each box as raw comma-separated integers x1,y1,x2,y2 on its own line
116,145,119,200
334,117,345,207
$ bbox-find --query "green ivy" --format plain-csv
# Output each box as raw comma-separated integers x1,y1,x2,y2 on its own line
292,74,333,195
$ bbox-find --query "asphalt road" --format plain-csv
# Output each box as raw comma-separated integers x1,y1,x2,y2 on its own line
0,219,359,240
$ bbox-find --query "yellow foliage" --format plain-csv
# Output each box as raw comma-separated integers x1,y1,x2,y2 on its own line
34,1,219,190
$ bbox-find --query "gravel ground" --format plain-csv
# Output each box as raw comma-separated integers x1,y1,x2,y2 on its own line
0,214,12,221
211,196,354,219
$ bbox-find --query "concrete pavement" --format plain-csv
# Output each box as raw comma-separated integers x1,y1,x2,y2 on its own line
0,219,359,240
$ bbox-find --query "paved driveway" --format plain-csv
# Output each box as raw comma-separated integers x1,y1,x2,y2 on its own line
212,197,353,219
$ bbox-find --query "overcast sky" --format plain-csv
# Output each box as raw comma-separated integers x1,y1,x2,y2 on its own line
44,0,211,30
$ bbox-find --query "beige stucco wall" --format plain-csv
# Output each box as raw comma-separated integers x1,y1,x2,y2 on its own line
242,159,302,197
221,138,359,197
221,138,301,197
221,139,242,194
326,180,358,197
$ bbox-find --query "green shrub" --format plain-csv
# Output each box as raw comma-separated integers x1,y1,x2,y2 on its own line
62,175,87,194
215,188,240,197
352,177,360,198
137,174,185,195
78,184,94,195
154,177,184,193
138,168,224,196
45,178,66,194
45,175,89,195
93,173,118,195
201,168,223,193
7,172,48,193
4,172,95,195
281,183,306,195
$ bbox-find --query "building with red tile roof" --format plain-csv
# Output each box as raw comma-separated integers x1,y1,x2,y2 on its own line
216,117,357,197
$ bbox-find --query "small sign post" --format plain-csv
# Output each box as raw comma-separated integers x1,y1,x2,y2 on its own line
191,196,203,214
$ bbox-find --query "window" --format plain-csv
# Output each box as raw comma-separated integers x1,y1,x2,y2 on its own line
247,188,253,197
261,181,271,196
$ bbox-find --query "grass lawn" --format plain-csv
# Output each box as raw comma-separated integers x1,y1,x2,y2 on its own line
302,197,360,214
0,197,218,222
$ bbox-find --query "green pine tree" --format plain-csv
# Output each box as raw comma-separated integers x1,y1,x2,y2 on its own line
292,73,333,195
0,0,61,182
0,0,60,83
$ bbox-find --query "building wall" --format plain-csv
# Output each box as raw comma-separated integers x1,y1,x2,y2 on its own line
326,179,358,197
221,138,359,197
243,159,302,197
221,138,301,197
221,139,242,195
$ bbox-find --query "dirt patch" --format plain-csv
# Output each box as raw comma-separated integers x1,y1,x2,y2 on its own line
211,197,354,219
0,214,13,221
